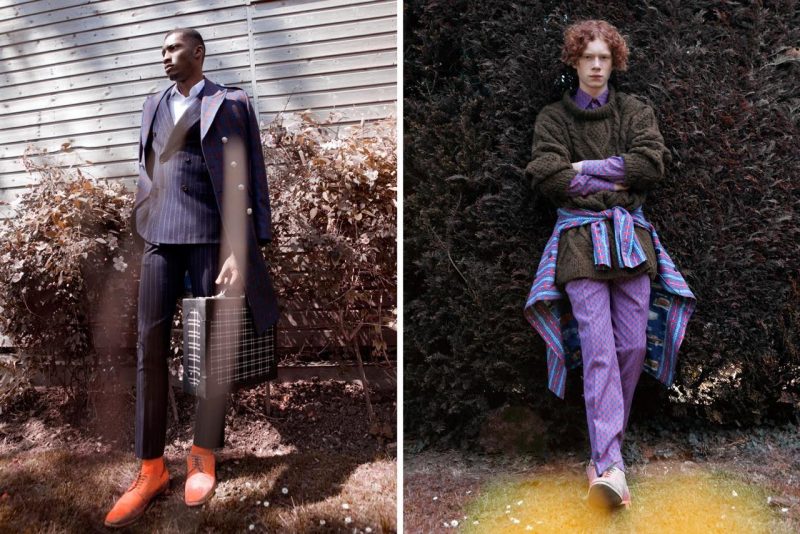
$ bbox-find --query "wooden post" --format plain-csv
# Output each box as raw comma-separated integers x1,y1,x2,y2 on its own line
351,339,375,424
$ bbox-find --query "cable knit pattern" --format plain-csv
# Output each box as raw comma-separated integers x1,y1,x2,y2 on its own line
526,87,668,285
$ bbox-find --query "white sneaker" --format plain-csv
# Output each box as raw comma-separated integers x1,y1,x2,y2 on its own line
587,465,631,509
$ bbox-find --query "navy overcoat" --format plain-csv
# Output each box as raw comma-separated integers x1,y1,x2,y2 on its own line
133,78,279,333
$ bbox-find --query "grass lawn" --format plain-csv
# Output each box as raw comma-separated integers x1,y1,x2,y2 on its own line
405,424,800,533
0,380,396,532
0,449,394,532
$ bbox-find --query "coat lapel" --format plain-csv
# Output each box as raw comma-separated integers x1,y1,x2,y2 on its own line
200,78,226,140
159,99,201,163
141,85,172,149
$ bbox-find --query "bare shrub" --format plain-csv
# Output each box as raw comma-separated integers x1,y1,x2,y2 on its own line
0,148,138,404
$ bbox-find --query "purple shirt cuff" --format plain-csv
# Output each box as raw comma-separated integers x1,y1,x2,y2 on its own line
582,156,625,183
568,174,617,196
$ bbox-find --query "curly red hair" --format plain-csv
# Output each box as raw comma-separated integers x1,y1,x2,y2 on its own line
561,20,629,71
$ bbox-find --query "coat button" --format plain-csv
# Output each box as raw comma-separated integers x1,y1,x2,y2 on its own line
237,184,244,191
246,208,253,215
181,184,188,192
221,136,228,144
185,158,191,164
230,160,238,168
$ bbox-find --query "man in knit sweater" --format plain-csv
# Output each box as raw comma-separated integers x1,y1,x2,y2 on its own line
524,20,695,508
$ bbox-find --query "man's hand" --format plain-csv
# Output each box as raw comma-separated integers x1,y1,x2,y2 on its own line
571,161,584,173
215,253,240,287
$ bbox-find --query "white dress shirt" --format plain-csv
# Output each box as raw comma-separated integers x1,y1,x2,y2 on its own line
170,78,205,123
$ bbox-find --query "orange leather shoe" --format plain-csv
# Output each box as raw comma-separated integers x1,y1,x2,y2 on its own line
104,458,170,528
185,445,217,507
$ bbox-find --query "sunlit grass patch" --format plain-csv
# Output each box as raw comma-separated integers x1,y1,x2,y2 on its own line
461,465,786,534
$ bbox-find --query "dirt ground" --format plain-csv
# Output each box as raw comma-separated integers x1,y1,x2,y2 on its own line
404,423,800,533
0,378,396,533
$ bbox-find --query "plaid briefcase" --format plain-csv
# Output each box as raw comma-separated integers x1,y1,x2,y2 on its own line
182,295,277,399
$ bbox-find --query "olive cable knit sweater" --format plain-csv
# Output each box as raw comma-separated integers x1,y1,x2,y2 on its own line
526,87,669,286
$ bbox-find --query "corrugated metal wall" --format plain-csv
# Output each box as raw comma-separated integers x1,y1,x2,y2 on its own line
0,0,397,218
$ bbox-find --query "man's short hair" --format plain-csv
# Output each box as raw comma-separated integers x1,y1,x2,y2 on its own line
561,20,629,71
165,27,206,61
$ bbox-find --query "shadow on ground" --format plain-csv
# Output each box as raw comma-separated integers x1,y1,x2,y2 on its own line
0,379,396,532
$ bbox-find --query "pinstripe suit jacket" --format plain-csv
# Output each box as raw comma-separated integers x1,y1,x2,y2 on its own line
133,78,279,333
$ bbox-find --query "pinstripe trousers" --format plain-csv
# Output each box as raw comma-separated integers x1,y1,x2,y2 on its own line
564,273,651,476
135,242,227,459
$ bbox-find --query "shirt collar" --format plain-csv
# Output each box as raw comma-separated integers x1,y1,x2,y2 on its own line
573,87,609,109
170,78,205,100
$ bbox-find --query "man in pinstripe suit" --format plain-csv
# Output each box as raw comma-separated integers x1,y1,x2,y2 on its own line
105,28,279,528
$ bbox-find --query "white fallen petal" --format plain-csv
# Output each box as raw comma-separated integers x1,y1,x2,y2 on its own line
281,487,289,495
450,520,459,527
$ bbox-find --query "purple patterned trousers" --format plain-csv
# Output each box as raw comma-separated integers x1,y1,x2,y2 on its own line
565,274,651,476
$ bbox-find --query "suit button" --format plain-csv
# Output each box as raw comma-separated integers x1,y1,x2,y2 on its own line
246,208,252,215
237,184,244,191
230,161,238,168
221,136,228,144
153,132,157,138
185,158,191,164
181,184,188,192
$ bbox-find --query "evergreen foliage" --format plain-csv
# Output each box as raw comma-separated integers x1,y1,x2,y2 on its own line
404,0,800,447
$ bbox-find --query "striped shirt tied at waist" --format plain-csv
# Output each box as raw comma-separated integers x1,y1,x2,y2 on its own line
524,206,696,399
564,206,648,271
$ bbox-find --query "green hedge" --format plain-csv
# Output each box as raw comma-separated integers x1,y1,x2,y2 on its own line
404,0,800,447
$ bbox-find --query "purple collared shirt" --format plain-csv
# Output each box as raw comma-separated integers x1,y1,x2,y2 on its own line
574,87,609,109
567,88,626,197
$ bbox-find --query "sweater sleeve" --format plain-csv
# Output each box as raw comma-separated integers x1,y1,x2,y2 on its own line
620,105,668,191
525,108,577,204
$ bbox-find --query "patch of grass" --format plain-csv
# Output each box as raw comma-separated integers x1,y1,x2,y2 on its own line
0,449,395,532
461,466,789,534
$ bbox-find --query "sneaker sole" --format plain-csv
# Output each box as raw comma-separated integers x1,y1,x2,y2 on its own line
104,479,170,528
587,480,623,509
